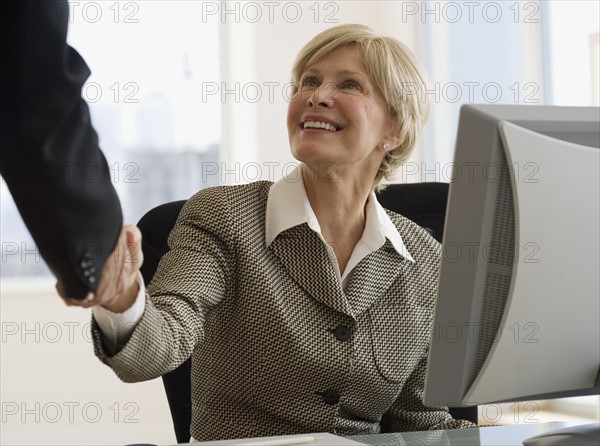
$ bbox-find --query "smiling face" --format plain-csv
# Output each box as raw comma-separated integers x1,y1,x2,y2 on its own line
287,45,399,178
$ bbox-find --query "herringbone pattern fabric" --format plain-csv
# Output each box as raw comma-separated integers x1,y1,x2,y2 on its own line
92,181,474,441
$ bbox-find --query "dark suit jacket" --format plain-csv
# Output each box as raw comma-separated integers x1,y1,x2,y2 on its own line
1,1,122,297
92,182,474,441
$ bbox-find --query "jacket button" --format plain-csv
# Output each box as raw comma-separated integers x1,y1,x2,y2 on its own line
317,388,340,405
327,326,352,342
80,252,95,270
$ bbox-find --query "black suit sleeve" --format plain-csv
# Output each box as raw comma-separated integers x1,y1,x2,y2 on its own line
0,1,122,298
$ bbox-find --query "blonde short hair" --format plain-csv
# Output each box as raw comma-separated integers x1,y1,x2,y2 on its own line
291,24,430,189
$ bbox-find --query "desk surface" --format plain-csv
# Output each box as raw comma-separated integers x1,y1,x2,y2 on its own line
349,422,572,446
189,422,572,446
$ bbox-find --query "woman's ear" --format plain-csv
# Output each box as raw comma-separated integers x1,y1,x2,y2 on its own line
382,134,402,152
383,114,403,151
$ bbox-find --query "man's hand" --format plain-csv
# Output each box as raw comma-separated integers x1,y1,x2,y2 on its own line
56,225,143,312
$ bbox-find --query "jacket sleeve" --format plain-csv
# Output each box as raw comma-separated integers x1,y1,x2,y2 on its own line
0,1,122,298
91,187,235,382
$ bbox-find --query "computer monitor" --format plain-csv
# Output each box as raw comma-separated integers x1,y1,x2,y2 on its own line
423,104,599,443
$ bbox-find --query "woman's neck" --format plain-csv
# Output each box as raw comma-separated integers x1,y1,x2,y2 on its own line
301,163,374,275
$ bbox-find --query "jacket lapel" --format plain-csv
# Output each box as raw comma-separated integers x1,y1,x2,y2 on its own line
345,240,411,316
268,223,354,317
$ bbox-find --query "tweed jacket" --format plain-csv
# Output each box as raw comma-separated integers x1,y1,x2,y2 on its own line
92,181,473,441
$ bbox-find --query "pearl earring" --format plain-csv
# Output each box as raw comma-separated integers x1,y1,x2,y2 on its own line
383,143,390,151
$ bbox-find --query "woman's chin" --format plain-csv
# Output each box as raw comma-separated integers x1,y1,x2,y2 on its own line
291,146,341,166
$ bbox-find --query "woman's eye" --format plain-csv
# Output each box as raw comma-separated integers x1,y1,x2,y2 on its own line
341,80,360,90
301,77,319,87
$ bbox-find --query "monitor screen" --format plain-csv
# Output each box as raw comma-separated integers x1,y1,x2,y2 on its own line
424,105,599,411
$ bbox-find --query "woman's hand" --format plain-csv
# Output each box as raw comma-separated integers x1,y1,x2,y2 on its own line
56,225,144,313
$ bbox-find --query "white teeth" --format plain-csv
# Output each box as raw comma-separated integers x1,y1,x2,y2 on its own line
303,120,337,132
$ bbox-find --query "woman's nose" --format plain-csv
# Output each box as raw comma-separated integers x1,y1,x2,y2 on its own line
306,82,336,107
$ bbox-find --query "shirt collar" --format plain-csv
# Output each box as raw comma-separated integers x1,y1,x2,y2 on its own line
265,166,414,263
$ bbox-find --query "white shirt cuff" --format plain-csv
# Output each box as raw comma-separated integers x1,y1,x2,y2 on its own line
92,270,146,354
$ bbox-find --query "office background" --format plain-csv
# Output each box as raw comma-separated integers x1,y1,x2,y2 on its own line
1,1,598,444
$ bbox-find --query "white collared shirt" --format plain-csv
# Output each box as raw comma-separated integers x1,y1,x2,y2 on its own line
266,166,414,290
93,167,413,351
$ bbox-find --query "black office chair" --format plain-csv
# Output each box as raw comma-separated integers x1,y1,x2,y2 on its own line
137,182,477,443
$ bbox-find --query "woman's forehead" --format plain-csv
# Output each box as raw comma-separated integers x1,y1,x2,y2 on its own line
303,46,367,75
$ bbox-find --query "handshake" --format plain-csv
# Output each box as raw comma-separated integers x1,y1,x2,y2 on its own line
56,225,144,313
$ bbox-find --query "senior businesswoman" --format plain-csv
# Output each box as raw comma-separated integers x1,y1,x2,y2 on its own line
85,24,475,441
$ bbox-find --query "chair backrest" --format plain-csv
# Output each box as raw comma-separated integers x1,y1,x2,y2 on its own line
138,199,191,444
136,182,476,443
